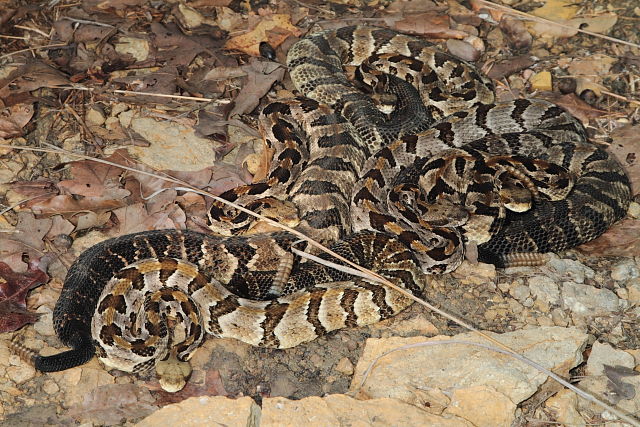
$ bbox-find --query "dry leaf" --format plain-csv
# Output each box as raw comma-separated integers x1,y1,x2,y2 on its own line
57,157,129,198
225,14,301,56
608,124,640,195
0,62,70,99
530,0,579,21
0,104,35,138
537,93,606,124
0,261,48,333
229,59,285,117
393,13,468,39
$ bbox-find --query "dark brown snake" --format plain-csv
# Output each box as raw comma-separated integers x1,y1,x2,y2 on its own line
11,26,631,392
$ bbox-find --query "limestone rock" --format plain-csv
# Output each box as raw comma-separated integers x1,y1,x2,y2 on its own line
128,117,220,171
349,327,588,425
261,395,471,426
577,341,640,419
528,275,561,306
561,282,620,316
586,341,635,376
545,389,586,426
450,261,496,285
136,396,260,427
444,386,516,427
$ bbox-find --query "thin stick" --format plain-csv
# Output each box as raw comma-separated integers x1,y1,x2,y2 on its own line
474,0,640,49
601,89,640,106
0,43,67,60
14,25,50,38
58,85,231,103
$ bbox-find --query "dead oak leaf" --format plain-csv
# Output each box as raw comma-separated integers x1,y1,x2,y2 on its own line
109,202,186,236
0,261,49,333
0,103,35,138
11,211,52,251
225,14,301,57
537,93,606,124
607,124,640,195
57,154,131,198
0,62,69,99
391,13,468,39
229,58,285,117
29,194,127,217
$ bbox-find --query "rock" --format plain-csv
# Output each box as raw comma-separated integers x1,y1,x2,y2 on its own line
628,279,640,305
444,386,516,426
510,283,531,302
85,107,106,126
349,327,588,425
334,357,354,376
33,306,55,336
446,39,481,62
114,36,149,62
628,201,640,219
128,117,222,171
530,71,552,91
42,379,59,394
547,255,595,283
610,260,639,282
451,261,496,285
575,341,640,420
545,389,586,426
261,395,471,426
586,341,635,376
528,275,561,306
6,364,36,384
269,376,297,398
561,282,620,316
371,315,439,336
52,366,116,408
136,396,260,427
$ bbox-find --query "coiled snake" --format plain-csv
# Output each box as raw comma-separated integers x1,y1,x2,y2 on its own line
12,26,631,392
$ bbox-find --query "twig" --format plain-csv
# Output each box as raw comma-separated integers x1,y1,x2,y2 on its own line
14,25,51,38
474,0,640,49
58,85,231,103
0,35,28,40
60,17,116,28
601,89,640,106
0,43,67,61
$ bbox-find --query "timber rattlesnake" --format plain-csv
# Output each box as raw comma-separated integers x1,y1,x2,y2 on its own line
11,26,631,392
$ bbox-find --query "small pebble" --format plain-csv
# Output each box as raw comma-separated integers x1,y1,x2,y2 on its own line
530,71,552,91
335,357,354,376
510,284,531,302
610,260,639,281
42,379,59,394
7,365,36,384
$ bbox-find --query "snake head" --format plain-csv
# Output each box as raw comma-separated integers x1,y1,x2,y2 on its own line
155,349,192,393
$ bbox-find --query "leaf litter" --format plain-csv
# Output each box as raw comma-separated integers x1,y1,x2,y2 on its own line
0,0,639,425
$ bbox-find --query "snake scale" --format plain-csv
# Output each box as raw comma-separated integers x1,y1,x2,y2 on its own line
12,26,631,392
